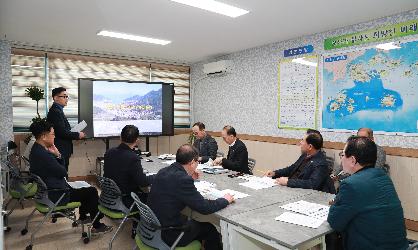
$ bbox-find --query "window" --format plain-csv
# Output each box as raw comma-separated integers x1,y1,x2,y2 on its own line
11,49,191,130
150,63,190,127
11,50,46,131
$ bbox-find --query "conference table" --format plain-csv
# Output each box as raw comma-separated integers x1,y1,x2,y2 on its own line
141,157,335,250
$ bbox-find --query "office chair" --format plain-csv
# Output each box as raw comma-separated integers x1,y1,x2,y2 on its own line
2,159,37,232
382,163,390,174
91,176,139,250
131,192,201,250
21,174,89,250
248,158,256,175
408,240,418,250
325,156,335,174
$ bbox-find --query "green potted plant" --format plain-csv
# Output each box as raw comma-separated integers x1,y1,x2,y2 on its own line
25,86,45,123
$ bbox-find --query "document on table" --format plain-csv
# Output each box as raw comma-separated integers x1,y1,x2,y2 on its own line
280,200,329,220
194,181,249,200
275,212,324,229
71,120,87,132
238,176,278,190
67,181,91,189
162,160,176,165
158,154,176,160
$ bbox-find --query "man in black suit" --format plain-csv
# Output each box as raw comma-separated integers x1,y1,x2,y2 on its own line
103,125,154,236
47,87,85,171
192,122,218,163
265,129,335,193
213,125,250,174
29,120,111,233
148,144,234,250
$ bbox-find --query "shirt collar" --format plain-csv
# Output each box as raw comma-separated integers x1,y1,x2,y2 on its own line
53,102,64,111
229,139,237,147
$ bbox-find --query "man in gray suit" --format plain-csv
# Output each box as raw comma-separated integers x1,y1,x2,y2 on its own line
333,127,388,181
192,122,218,164
357,128,386,170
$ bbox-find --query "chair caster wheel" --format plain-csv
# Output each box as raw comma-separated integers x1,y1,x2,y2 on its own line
72,221,78,227
83,237,90,244
26,245,33,250
52,218,57,223
21,228,28,235
82,232,87,238
5,226,11,232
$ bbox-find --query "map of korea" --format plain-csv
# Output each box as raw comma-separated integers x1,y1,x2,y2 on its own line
327,70,403,117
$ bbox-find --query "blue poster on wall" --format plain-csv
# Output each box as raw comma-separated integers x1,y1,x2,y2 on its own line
322,39,418,134
283,45,314,57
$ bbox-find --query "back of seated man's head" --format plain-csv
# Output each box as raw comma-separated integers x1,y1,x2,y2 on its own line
121,125,139,144
344,136,377,168
305,130,323,150
357,127,374,140
29,120,53,140
176,144,199,165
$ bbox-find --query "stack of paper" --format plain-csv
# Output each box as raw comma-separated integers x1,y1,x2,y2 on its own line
275,200,330,228
238,176,278,190
158,154,176,160
162,160,176,165
280,200,329,220
67,181,91,189
275,212,324,228
194,181,249,200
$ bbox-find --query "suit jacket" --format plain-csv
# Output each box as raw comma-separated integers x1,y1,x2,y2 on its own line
29,142,70,204
274,151,335,193
148,162,228,234
47,103,79,158
221,139,250,174
104,143,154,206
193,134,218,163
328,167,408,250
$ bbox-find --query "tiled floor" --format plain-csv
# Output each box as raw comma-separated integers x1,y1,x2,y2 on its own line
4,200,136,250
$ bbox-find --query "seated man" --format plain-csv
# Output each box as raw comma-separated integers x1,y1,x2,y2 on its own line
327,136,408,249
357,127,386,169
148,144,234,250
192,122,218,163
29,120,111,233
266,129,335,193
103,125,154,236
213,125,250,174
333,127,388,181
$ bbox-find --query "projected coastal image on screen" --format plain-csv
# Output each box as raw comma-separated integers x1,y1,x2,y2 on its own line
93,81,163,137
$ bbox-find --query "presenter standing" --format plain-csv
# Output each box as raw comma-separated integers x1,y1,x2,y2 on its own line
47,87,85,171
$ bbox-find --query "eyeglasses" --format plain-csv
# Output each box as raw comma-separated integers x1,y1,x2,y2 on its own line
58,95,69,99
339,151,345,158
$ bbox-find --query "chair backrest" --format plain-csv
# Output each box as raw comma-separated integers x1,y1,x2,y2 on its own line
96,176,129,214
131,192,171,250
2,159,28,191
29,173,55,208
216,151,224,158
325,156,335,174
408,241,418,250
248,158,256,174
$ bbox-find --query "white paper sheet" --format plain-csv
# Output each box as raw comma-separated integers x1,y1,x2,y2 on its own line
71,120,87,132
162,160,176,165
275,212,324,229
280,200,329,220
238,176,278,190
67,181,91,189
